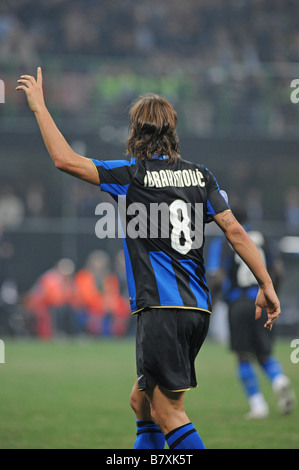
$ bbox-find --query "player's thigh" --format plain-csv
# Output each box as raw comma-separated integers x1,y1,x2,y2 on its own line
147,384,185,405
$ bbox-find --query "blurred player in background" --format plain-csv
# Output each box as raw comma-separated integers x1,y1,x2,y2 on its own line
17,68,281,449
207,205,295,419
25,258,75,339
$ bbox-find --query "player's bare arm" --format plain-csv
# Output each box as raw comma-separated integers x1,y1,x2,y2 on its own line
213,210,281,331
16,67,99,185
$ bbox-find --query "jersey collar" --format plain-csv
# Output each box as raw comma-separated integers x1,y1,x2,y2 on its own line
150,154,169,161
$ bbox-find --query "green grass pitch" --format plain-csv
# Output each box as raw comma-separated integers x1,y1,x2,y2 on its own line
0,337,298,449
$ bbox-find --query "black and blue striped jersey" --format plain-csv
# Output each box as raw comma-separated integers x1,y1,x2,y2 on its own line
91,155,230,314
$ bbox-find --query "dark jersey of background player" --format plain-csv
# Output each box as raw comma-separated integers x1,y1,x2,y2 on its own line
207,211,281,305
91,155,230,315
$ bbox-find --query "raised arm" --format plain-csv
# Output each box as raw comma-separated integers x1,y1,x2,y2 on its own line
213,210,281,331
16,67,99,185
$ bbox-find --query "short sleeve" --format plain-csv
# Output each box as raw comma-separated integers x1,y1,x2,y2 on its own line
90,157,136,196
204,167,230,220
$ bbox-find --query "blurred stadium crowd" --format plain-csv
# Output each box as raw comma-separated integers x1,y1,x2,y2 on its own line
1,0,299,140
1,0,298,61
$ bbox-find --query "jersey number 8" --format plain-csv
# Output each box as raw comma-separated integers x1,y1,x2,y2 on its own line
169,199,193,255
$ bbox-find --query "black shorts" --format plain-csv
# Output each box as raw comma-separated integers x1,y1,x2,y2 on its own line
136,307,210,392
228,297,274,357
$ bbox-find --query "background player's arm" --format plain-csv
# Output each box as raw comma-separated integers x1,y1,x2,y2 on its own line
213,210,281,331
16,67,99,185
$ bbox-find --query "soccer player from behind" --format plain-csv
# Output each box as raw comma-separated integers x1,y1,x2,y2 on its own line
17,68,281,449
